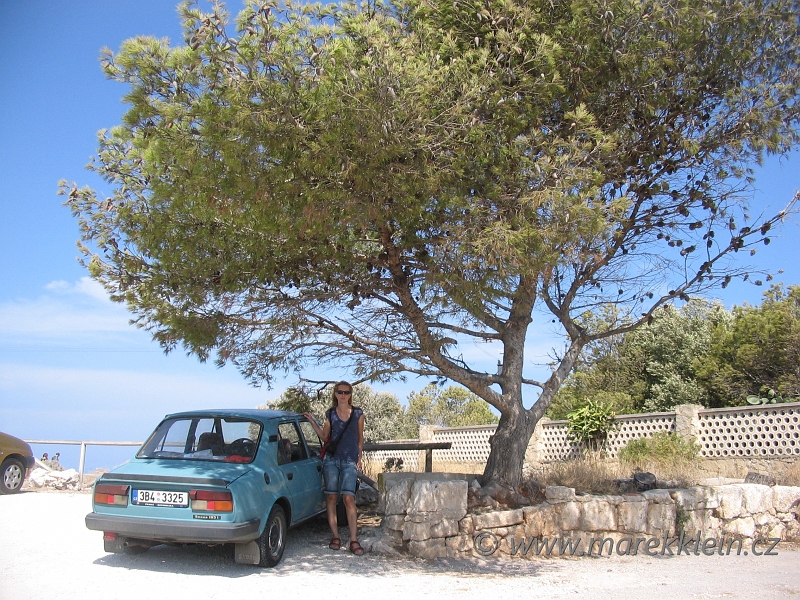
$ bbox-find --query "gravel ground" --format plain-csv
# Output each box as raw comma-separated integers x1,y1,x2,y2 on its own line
1,491,799,600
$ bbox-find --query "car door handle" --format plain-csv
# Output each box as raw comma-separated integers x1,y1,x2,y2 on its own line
286,472,293,480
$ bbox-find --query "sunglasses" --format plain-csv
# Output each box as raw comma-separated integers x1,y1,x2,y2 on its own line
335,390,352,396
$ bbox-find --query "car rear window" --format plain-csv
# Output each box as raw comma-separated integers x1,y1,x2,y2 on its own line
137,417,262,463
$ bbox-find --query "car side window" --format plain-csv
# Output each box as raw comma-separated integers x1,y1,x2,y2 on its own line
298,421,322,458
277,422,308,464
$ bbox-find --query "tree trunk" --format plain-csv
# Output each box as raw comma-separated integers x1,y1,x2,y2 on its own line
481,404,536,490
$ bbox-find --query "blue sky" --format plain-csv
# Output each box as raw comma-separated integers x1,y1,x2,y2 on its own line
1,1,799,471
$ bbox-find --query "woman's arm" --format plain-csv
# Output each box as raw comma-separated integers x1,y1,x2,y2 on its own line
356,412,365,469
302,412,331,442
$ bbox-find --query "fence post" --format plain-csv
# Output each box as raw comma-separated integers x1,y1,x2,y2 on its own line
78,442,87,491
419,425,435,472
674,404,702,446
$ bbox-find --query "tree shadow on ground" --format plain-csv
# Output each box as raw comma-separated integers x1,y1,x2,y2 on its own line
91,514,565,579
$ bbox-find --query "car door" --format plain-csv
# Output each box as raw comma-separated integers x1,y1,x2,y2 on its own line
297,419,325,514
275,421,323,522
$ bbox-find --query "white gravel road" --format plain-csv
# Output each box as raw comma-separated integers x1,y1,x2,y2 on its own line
1,491,799,600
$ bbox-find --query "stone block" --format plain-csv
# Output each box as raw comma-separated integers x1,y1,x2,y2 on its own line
772,486,800,513
458,515,474,535
403,520,431,542
712,486,743,520
445,534,473,554
408,480,468,520
545,486,576,502
523,504,559,537
601,494,625,506
504,524,527,542
754,511,776,527
557,501,581,531
430,519,459,538
767,522,786,540
382,514,405,531
723,516,756,538
384,528,403,545
785,520,800,542
408,538,447,559
744,471,775,486
473,509,523,530
647,502,676,537
617,500,648,533
671,487,720,511
641,489,673,504
580,498,616,532
738,484,774,515
684,510,720,535
384,477,413,515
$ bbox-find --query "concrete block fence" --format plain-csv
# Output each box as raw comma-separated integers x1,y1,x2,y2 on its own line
363,402,800,474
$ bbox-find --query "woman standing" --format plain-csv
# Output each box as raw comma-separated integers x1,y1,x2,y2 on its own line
303,381,365,555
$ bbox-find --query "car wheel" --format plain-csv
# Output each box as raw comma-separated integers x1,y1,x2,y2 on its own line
257,504,286,567
0,458,25,494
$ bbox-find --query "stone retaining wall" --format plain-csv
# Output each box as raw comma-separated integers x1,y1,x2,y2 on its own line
380,473,800,559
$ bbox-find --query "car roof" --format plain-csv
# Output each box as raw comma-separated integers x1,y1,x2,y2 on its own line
162,409,302,422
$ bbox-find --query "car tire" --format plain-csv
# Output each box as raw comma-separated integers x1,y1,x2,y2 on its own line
0,458,25,494
257,504,287,567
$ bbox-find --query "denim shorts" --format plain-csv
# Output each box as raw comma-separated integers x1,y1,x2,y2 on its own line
322,457,358,496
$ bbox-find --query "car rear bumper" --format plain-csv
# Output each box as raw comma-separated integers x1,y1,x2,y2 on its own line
85,512,261,543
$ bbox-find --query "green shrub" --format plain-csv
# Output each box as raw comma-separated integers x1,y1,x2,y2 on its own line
618,432,699,466
567,399,616,450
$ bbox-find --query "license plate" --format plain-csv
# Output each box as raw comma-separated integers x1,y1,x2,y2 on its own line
132,489,189,507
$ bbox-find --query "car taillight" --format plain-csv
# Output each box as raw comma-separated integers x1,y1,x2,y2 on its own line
95,484,129,506
190,490,233,512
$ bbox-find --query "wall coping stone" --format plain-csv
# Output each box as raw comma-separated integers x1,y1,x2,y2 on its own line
545,486,577,502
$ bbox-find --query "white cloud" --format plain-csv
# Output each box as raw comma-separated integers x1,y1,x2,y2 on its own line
0,278,133,341
45,276,111,302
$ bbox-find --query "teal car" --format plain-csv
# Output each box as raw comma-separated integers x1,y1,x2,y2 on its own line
85,410,325,567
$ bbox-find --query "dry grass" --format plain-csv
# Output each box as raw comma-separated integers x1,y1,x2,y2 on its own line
361,458,484,480
528,452,707,495
530,455,800,494
364,452,800,496
528,454,628,495
779,460,800,486
360,459,384,482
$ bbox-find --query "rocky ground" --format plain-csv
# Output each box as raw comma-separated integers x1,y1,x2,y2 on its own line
1,491,799,600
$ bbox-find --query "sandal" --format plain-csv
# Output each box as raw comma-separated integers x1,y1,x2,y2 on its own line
349,540,364,556
329,537,341,550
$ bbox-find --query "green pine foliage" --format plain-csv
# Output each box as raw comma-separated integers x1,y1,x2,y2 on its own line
553,288,800,415
697,284,800,406
401,383,499,437
63,0,800,489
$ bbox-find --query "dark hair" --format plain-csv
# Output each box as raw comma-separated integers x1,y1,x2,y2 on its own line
330,381,353,407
